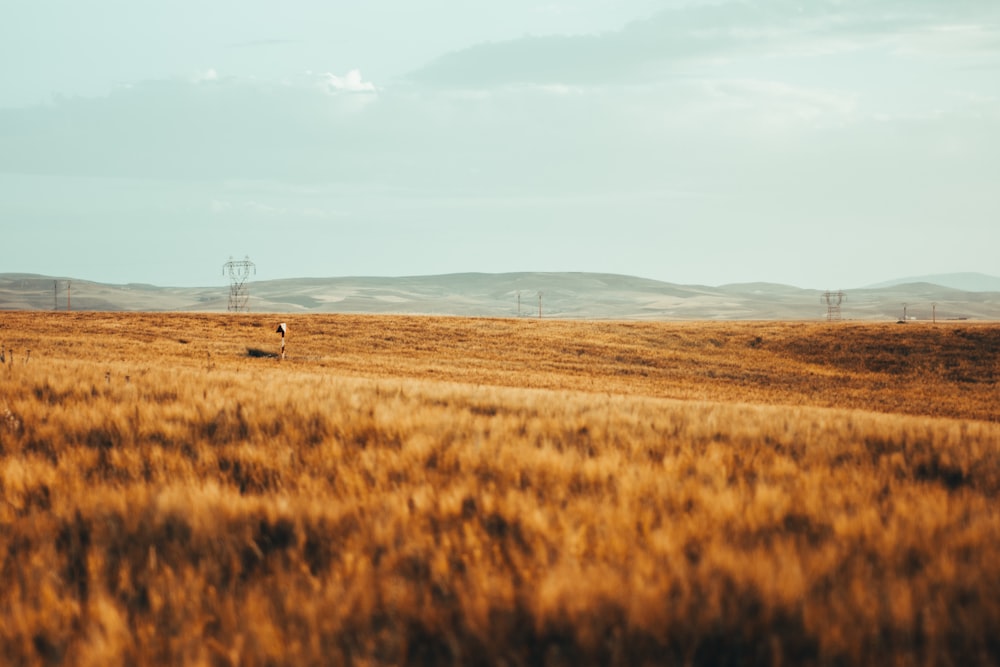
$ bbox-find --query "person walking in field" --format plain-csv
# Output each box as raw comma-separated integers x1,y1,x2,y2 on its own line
276,322,287,360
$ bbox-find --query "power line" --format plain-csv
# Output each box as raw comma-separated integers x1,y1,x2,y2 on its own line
223,256,256,312
821,291,845,321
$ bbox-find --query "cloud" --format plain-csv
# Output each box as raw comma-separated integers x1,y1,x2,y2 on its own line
320,69,376,94
193,68,219,84
210,197,344,220
406,0,1000,88
0,77,385,182
695,79,859,129
890,23,1000,59
225,39,298,49
243,200,285,216
1,37,997,210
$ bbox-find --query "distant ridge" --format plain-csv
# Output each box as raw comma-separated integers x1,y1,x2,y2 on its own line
2,272,998,320
864,272,1000,293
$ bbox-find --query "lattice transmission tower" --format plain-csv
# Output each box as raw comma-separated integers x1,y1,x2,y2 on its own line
821,291,846,321
223,256,256,312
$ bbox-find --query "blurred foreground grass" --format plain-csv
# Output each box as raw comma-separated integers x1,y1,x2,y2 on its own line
1,313,998,665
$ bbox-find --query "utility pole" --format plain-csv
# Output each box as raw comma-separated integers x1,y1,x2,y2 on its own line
538,292,543,319
67,281,71,312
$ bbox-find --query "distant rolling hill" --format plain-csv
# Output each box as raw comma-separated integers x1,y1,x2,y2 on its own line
2,272,998,320
865,272,1000,293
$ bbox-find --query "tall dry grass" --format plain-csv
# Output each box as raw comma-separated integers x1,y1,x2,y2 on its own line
1,312,998,665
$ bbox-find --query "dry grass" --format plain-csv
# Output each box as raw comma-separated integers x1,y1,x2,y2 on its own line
1,312,999,665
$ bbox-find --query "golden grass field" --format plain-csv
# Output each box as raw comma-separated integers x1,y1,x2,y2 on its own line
1,312,999,665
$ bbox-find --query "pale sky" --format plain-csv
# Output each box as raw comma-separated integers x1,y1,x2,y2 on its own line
2,0,998,288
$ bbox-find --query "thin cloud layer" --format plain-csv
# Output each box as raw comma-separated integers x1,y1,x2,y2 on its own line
408,0,1000,87
193,68,219,83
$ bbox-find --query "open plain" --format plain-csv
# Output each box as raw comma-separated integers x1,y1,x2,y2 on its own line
1,312,999,665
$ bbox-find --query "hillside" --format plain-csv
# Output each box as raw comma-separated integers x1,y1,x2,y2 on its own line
866,272,1000,293
2,272,999,320
1,313,999,665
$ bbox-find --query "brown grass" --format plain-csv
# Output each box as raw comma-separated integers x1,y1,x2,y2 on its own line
1,312,999,665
